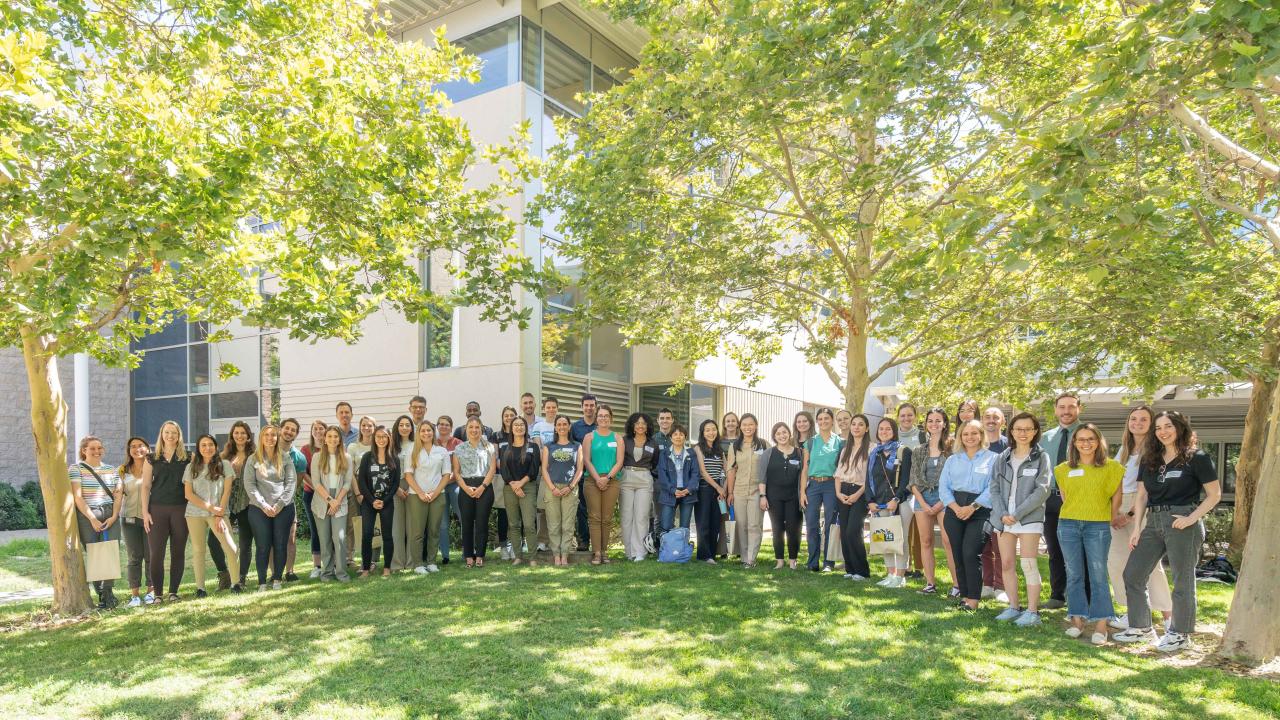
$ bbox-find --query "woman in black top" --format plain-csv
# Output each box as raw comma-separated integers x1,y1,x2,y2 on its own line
694,419,733,564
499,416,541,565
1115,411,1221,653
356,426,400,578
492,406,518,559
760,422,807,569
620,413,660,562
140,420,190,603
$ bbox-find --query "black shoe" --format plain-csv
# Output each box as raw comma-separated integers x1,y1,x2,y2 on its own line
284,573,299,582
105,590,119,609
166,592,180,603
577,545,589,553
1042,598,1066,610
96,596,109,610
906,570,924,579
217,571,232,591
195,588,208,599
441,556,450,565
231,584,244,594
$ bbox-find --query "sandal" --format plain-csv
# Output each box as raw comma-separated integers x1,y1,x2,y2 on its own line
382,569,391,578
465,559,475,568
590,555,602,566
512,558,523,566
476,559,484,567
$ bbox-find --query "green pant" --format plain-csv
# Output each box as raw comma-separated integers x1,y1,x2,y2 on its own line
405,493,446,568
543,485,580,556
503,482,539,559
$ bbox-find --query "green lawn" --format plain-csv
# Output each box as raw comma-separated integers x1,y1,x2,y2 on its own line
0,540,1274,719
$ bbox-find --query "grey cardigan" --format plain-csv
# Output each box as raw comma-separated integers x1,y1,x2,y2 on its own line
989,446,1053,526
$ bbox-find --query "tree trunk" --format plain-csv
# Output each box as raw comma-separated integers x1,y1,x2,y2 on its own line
1219,357,1280,665
844,329,870,413
20,325,93,615
1229,365,1276,564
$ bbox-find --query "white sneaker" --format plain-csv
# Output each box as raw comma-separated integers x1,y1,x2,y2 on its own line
1065,626,1083,639
1091,632,1108,645
272,581,282,590
1014,611,1041,627
127,596,142,608
843,573,854,579
309,567,322,579
257,584,269,592
501,544,514,561
891,575,907,588
995,607,1022,622
1114,627,1158,644
426,564,439,573
876,576,894,587
981,586,997,600
537,543,549,552
413,566,429,575
633,556,644,562
995,591,1009,604
851,574,868,581
1156,631,1193,653
1109,614,1129,631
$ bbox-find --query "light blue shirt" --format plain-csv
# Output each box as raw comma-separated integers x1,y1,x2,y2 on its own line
939,448,995,508
530,419,555,445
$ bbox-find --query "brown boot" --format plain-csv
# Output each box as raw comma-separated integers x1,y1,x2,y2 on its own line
217,570,232,591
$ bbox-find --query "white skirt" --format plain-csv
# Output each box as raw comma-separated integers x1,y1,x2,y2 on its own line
1002,521,1043,535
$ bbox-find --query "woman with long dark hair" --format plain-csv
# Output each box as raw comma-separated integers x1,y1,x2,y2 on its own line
619,412,659,562
389,414,416,572
834,413,871,580
452,417,498,567
221,421,255,589
300,419,327,578
729,413,768,567
792,411,816,447
1108,406,1171,631
356,425,400,577
803,408,843,572
908,408,957,596
492,405,519,559
183,434,244,596
541,415,584,566
500,416,541,565
117,437,152,607
694,419,732,564
1115,411,1221,653
867,418,913,587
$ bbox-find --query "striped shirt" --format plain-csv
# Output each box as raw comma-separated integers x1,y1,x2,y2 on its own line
69,463,120,508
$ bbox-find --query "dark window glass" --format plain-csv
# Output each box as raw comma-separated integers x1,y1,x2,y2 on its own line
211,391,260,419
437,19,520,103
542,306,586,376
189,321,208,341
131,314,187,351
424,306,452,369
189,344,209,393
189,395,210,439
543,35,589,114
133,397,188,443
1223,442,1240,495
132,347,186,398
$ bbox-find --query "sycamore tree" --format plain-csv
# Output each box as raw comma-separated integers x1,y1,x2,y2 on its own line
537,0,1067,412
1,0,551,614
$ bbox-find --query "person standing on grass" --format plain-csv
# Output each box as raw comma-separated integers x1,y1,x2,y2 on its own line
141,420,191,603
939,420,994,612
435,415,461,566
221,421,255,590
693,419,733,565
346,416,376,567
184,435,244,597
246,424,298,590
1039,392,1083,610
729,414,768,568
452,418,498,568
619,413,660,562
279,418,308,582
583,405,624,565
896,402,926,580
491,406,518,560
1053,423,1123,645
979,406,1008,602
542,415,584,566
71,436,123,609
654,408,675,452
529,397,559,553
1115,411,1221,653
571,394,599,553
716,412,741,558
117,437,153,607
989,412,1052,628
656,424,699,534
356,426,399,578
404,420,452,573
500,416,541,566
387,415,416,573
761,422,806,570
301,419,327,578
867,418,913,588
833,414,871,581
908,408,957,597
803,408,842,572
311,426,354,582
1107,406,1172,632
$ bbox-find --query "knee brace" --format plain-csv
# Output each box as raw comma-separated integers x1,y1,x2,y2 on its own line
1021,557,1041,585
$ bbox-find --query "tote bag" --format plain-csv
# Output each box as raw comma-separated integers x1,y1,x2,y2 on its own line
869,514,906,556
85,532,121,583
825,521,843,562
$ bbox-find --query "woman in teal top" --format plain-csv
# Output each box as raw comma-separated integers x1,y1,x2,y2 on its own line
804,408,844,572
583,405,624,564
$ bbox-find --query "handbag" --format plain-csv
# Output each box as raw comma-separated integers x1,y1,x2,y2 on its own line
79,463,115,522
825,520,843,562
84,530,122,583
869,513,906,556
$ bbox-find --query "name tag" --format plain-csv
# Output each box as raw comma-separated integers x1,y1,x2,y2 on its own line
607,441,617,448
789,459,800,466
755,448,765,456
1021,468,1037,477
1068,469,1084,477
1164,470,1183,479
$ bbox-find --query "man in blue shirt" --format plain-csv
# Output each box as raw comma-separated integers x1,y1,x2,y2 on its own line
280,418,310,582
570,394,598,552
336,401,358,446
1038,392,1083,610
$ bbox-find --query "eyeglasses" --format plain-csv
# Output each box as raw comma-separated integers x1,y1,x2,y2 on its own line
1075,438,1098,445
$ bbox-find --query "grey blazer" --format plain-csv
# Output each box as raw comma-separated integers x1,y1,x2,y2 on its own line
989,446,1053,526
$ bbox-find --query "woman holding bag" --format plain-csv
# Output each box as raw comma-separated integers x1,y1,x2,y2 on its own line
71,436,124,610
866,418,913,588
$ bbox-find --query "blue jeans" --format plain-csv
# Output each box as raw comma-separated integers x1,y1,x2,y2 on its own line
805,480,837,569
1057,519,1113,622
439,485,460,559
659,496,696,532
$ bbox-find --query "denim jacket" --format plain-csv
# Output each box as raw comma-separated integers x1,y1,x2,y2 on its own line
656,446,700,507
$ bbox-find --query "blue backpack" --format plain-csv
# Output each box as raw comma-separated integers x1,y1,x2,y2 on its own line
658,527,693,563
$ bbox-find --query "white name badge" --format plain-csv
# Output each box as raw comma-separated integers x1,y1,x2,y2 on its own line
1068,468,1085,477
1164,470,1183,479
789,459,801,466
607,441,617,448
1021,468,1037,477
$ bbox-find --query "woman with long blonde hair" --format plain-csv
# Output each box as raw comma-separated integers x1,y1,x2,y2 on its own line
311,425,354,581
140,420,190,603
246,424,298,590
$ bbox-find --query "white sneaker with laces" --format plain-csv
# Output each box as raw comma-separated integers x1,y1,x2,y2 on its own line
980,586,997,600
272,581,282,590
892,575,907,588
876,576,894,587
851,574,868,581
1065,626,1083,639
1091,632,1108,645
1109,614,1129,631
1114,627,1158,644
995,607,1022,622
426,564,439,573
995,591,1009,603
1014,611,1041,627
127,596,142,608
1156,631,1193,653
413,566,429,574
309,567,322,579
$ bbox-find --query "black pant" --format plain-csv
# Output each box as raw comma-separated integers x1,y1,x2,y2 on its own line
1043,492,1088,602
303,488,320,558
944,493,990,601
248,504,296,583
836,484,870,577
148,503,189,595
695,484,722,561
458,483,494,559
767,495,801,560
360,498,395,571
496,508,509,545
576,482,590,549
231,508,253,583
207,527,228,574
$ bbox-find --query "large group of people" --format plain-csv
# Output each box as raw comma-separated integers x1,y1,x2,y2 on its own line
69,391,1221,653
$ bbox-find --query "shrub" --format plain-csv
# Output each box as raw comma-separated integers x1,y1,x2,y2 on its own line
19,481,46,527
1202,506,1233,558
0,484,42,530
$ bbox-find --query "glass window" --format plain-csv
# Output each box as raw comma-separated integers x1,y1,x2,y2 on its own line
1223,442,1240,495
421,254,455,370
189,395,210,439
437,18,520,104
189,321,208,342
543,35,589,114
522,19,542,91
593,68,617,95
638,384,689,430
690,384,716,431
210,336,261,392
261,388,281,427
261,334,280,387
133,397,188,443
133,347,187,398
539,103,576,238
592,40,632,80
131,314,187,350
212,391,260,419
189,344,209,393
542,306,586,375
589,323,630,383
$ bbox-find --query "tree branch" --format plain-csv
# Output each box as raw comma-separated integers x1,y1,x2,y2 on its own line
1166,96,1280,182
1241,88,1280,145
794,314,847,395
1178,129,1280,254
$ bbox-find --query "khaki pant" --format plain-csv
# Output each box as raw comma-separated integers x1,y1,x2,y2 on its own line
503,482,539,560
618,468,653,560
405,493,446,567
544,485,580,556
186,516,239,589
390,491,410,570
346,496,360,565
732,490,765,564
583,478,621,556
1111,492,1172,612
